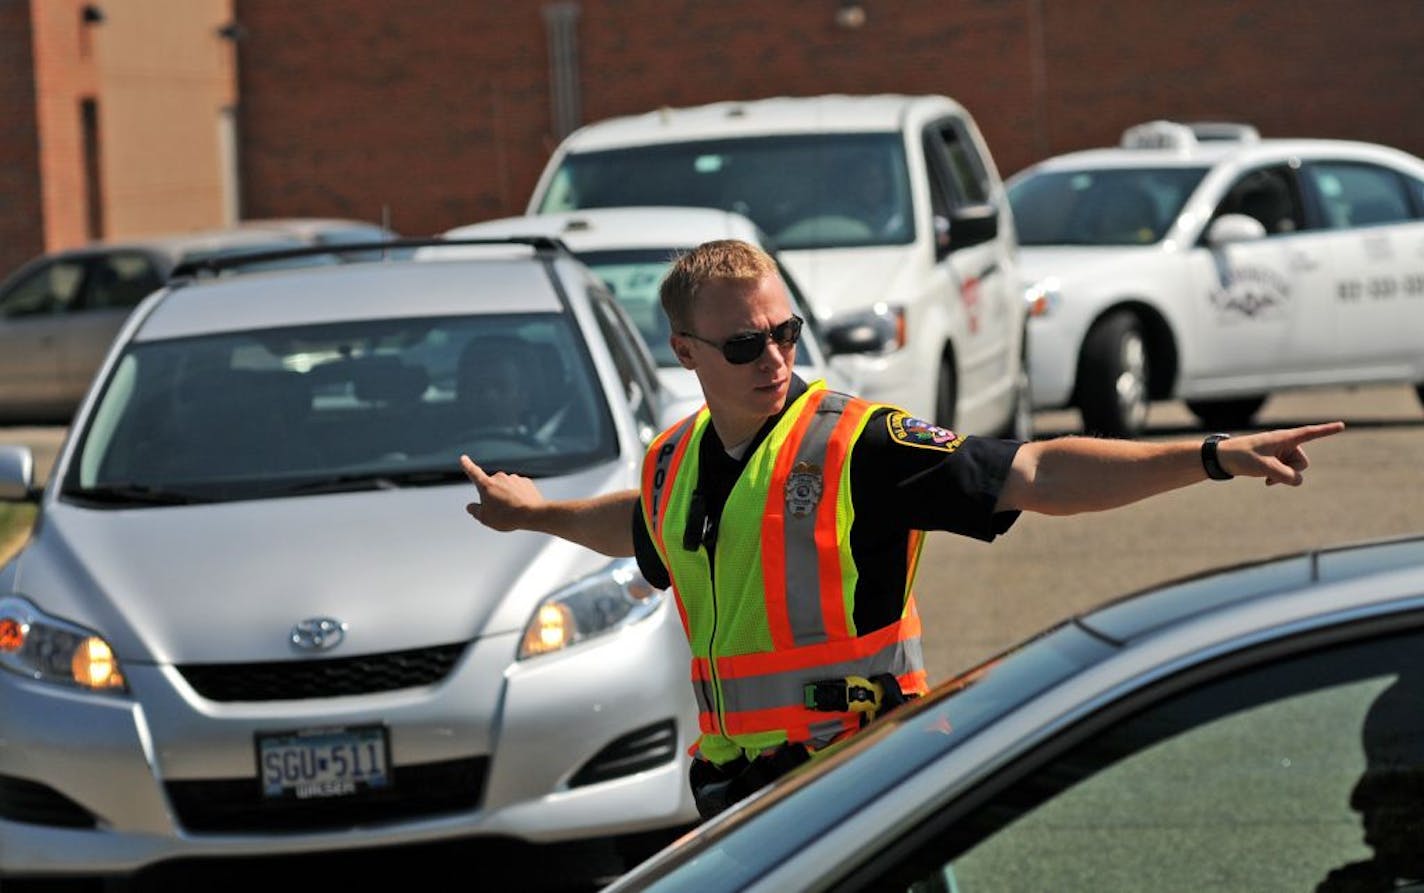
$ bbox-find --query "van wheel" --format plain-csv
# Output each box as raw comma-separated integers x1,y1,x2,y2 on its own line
1415,383,1424,409
1185,396,1266,431
1078,311,1149,438
936,355,957,429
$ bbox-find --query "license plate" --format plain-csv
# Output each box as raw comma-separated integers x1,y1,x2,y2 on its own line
256,725,391,800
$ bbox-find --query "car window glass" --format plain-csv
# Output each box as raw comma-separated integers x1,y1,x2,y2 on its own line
869,624,1424,893
0,259,86,318
538,134,914,250
81,252,164,311
1213,164,1305,235
590,289,660,436
1306,162,1415,229
66,312,617,501
1008,167,1209,246
930,120,989,205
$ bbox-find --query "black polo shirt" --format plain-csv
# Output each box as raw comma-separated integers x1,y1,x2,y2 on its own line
631,377,1022,634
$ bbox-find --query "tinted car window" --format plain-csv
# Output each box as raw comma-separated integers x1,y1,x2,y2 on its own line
65,312,616,504
539,134,914,250
1009,167,1209,245
1306,162,1416,228
871,624,1424,893
81,252,164,311
1213,165,1306,235
0,259,87,318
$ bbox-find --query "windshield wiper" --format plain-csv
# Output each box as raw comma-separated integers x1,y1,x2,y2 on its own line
65,483,209,507
280,468,472,496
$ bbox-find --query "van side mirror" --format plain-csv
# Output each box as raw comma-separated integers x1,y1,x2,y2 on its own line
935,204,999,258
822,307,901,356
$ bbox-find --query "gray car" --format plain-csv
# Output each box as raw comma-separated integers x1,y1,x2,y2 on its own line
0,240,699,888
606,533,1424,892
0,220,397,423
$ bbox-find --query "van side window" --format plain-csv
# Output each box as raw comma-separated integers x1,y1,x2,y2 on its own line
927,120,990,206
81,252,164,311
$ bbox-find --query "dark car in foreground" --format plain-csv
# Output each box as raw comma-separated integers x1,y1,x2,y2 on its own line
606,533,1424,892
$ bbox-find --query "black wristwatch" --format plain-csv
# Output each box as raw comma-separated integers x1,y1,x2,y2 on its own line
1201,433,1233,481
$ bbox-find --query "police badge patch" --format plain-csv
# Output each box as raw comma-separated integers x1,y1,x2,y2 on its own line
784,461,824,519
888,413,963,452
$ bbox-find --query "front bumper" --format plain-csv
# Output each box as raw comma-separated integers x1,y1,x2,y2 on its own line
0,599,698,876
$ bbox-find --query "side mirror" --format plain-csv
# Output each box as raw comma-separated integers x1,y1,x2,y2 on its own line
0,445,37,502
935,203,1000,258
822,307,900,356
1206,213,1267,247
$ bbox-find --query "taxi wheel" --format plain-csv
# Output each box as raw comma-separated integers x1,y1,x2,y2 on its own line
1416,383,1424,409
1078,311,1149,438
1185,396,1266,431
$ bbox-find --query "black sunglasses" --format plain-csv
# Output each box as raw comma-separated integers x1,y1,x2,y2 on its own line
678,315,804,365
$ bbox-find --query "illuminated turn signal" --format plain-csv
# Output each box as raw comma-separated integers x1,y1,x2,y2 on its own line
0,618,24,652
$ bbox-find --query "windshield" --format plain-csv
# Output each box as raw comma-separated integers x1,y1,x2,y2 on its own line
576,248,819,371
1008,166,1209,246
539,134,915,250
623,622,1113,892
63,313,617,505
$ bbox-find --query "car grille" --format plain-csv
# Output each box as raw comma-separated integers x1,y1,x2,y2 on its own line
165,756,488,833
569,719,678,787
0,774,98,828
176,642,467,701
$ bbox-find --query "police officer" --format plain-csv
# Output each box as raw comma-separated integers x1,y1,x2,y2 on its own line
461,239,1344,820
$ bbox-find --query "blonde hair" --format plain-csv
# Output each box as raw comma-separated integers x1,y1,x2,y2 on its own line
659,239,778,332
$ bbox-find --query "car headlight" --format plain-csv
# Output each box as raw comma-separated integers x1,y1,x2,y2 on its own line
1024,277,1061,318
518,558,665,659
0,596,127,692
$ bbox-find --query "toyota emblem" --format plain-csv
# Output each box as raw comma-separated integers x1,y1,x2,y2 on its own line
290,617,347,651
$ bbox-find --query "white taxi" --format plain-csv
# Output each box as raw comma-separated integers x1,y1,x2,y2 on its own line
1009,121,1424,436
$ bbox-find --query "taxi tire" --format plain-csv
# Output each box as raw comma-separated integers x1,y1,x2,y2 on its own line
1416,383,1424,409
1077,311,1149,439
1185,396,1266,431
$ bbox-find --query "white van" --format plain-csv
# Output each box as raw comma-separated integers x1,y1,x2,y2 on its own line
528,94,1030,439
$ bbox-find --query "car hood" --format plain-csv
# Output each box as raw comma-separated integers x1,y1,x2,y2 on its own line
777,245,920,320
11,465,632,664
1017,245,1161,287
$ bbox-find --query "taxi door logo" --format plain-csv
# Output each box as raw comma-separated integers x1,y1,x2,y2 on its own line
785,461,823,519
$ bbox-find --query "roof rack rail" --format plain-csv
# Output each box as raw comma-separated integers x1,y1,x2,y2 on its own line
169,235,570,280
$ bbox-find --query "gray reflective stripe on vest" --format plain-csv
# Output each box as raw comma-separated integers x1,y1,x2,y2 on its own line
782,392,853,647
649,415,697,532
716,633,923,715
692,678,715,715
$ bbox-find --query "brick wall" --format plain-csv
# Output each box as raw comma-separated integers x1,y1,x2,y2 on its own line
0,0,43,278
228,0,1424,235
29,0,100,253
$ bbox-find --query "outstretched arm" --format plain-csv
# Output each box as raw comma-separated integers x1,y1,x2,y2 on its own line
461,455,638,557
995,422,1345,516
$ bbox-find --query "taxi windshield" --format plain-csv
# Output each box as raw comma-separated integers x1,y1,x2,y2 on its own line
1008,166,1209,246
62,313,616,505
539,134,915,250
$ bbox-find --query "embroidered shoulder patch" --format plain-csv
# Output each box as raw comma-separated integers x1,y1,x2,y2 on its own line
887,412,963,452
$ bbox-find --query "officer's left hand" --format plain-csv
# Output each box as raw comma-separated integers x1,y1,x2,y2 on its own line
1218,421,1345,486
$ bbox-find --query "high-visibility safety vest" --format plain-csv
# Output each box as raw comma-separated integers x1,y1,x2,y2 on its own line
641,380,930,766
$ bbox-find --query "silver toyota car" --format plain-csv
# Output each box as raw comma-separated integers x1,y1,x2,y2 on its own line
0,239,698,888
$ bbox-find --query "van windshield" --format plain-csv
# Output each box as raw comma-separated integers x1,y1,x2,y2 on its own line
538,134,915,250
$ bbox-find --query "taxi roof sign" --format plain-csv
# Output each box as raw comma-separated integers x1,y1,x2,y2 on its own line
1120,120,1260,151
